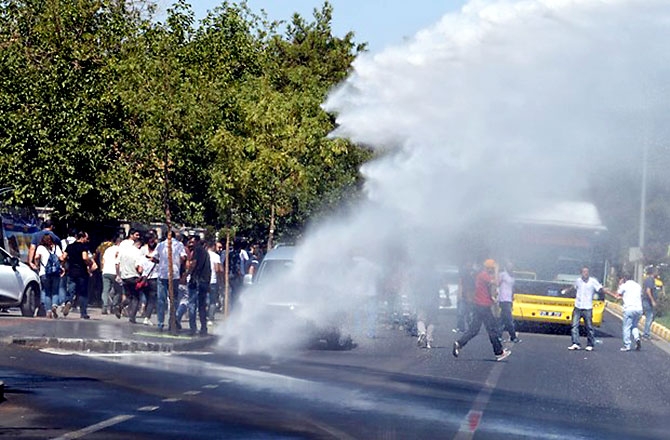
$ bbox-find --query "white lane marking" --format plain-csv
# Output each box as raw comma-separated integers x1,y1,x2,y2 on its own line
183,390,201,395
162,397,180,402
137,406,160,412
453,361,505,440
202,384,218,389
259,365,271,370
219,379,233,383
50,414,134,440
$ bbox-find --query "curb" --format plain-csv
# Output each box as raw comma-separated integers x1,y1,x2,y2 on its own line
605,301,670,342
10,335,217,353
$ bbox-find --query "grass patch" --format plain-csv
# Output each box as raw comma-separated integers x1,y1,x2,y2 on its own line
656,314,670,330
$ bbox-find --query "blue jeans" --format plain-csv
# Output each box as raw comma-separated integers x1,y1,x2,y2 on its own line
642,302,654,337
571,307,595,347
157,278,175,329
188,280,209,334
59,276,75,305
40,274,61,311
207,283,218,321
622,309,642,349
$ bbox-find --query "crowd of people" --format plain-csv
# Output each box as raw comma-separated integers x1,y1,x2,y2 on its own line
26,220,263,334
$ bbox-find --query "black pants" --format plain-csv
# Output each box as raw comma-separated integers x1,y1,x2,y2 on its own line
499,301,517,341
121,277,140,322
457,304,504,355
141,278,157,320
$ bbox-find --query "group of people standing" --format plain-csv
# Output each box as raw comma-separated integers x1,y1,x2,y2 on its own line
29,222,96,319
27,220,263,335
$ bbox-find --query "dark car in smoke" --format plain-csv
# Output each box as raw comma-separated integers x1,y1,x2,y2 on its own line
251,245,353,350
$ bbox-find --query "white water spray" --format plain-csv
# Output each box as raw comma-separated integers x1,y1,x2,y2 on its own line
220,0,670,354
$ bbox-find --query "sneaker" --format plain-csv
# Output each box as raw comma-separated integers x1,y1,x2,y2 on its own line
635,339,641,351
417,333,427,348
426,341,432,349
568,343,581,350
62,301,71,317
511,338,522,343
101,309,109,315
642,334,651,340
620,346,631,352
207,320,213,328
143,317,153,326
585,346,593,352
51,305,58,319
496,349,512,361
81,315,90,320
452,341,460,357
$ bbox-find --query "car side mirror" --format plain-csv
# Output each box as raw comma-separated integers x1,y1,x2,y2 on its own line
9,256,19,270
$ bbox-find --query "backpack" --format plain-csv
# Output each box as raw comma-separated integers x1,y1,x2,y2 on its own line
44,249,61,276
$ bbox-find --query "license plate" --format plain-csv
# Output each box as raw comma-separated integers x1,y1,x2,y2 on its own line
540,311,562,317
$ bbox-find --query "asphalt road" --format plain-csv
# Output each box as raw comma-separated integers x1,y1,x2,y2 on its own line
2,308,670,439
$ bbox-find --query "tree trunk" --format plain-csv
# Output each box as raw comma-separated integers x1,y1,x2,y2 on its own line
267,203,275,252
224,230,231,317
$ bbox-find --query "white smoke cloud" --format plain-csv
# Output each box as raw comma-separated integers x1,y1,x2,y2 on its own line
219,0,670,354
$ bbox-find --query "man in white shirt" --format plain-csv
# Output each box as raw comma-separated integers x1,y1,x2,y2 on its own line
154,231,187,331
614,272,644,351
207,241,223,326
117,233,144,323
100,235,122,315
564,266,607,351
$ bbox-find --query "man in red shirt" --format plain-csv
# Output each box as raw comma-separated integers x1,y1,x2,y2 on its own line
453,259,511,361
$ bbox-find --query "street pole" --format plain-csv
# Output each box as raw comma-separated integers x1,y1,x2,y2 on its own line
164,142,176,334
637,141,648,282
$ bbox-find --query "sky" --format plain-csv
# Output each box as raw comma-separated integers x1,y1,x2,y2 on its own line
159,1,467,53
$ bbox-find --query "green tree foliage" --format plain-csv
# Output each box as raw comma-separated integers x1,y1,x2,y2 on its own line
209,2,371,241
0,0,370,240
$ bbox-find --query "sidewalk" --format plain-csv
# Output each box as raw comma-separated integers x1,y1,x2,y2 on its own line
0,306,218,354
605,301,670,342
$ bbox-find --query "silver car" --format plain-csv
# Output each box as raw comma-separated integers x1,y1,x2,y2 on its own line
0,246,41,316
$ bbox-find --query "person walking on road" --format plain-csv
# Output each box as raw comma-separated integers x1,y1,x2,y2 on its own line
154,231,187,332
117,233,144,324
498,261,521,344
33,234,64,319
642,266,658,340
612,272,643,351
563,266,605,351
62,231,96,319
186,235,211,336
453,259,511,361
100,235,122,315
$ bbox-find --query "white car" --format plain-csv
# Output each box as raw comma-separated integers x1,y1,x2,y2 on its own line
0,246,41,316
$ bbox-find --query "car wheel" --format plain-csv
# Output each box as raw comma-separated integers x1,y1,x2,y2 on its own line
20,283,39,317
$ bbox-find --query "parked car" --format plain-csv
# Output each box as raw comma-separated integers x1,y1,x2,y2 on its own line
0,246,41,316
250,245,353,350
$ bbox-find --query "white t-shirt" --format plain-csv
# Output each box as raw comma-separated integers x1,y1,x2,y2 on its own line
618,279,643,312
101,245,119,275
574,277,602,310
35,245,63,277
118,244,143,279
208,250,221,284
142,249,158,279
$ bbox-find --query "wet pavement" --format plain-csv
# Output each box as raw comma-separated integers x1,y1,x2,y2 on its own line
0,306,217,353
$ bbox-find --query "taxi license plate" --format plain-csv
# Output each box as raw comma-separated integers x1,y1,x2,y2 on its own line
540,311,562,317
